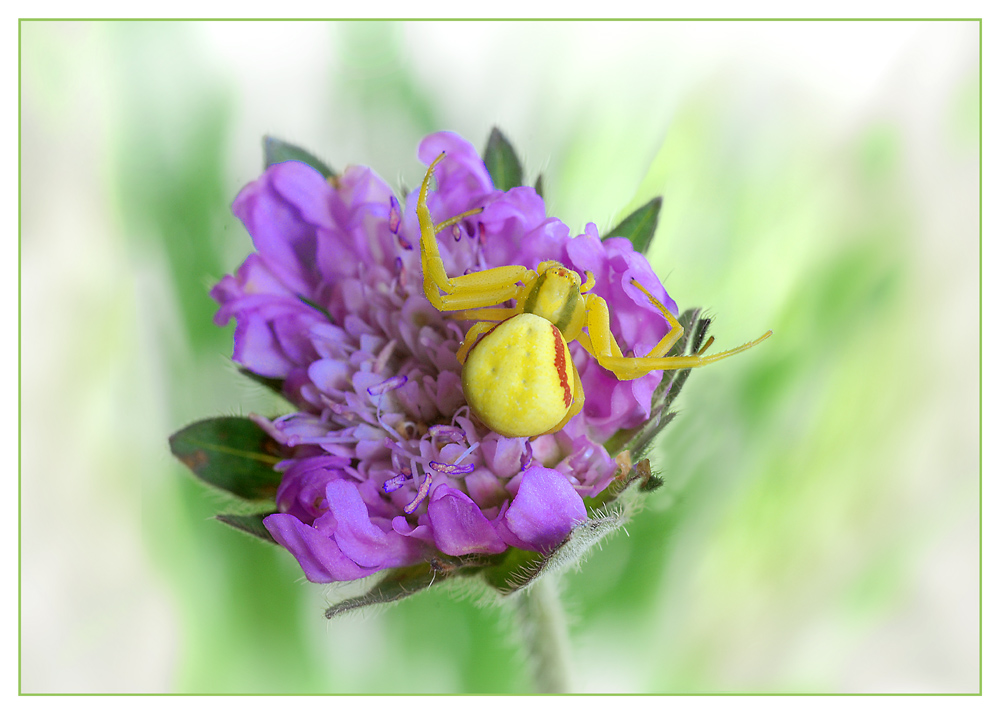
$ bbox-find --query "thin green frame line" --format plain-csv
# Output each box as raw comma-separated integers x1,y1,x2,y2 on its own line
17,16,983,696
16,17,986,21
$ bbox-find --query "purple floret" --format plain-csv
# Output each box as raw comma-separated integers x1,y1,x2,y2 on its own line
212,131,679,583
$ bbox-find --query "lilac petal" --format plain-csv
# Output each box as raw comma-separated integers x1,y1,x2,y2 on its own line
565,227,608,282
263,513,379,583
209,274,242,326
577,355,658,439
481,433,527,479
553,434,617,498
395,376,438,422
497,465,586,552
417,131,495,197
308,358,352,395
325,480,418,569
274,454,351,522
213,254,295,324
479,190,570,270
308,322,351,359
271,312,322,368
629,371,658,413
520,432,557,465
270,413,331,447
427,485,507,556
232,166,326,294
464,470,509,511
391,515,435,545
269,161,336,229
335,164,395,209
479,186,548,233
232,313,295,378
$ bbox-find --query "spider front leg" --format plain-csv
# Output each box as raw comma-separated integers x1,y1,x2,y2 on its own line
581,281,772,380
417,152,530,312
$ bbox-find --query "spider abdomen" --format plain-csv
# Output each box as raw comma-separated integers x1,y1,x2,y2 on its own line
461,313,577,437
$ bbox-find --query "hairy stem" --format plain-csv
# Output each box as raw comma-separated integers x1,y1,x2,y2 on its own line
513,574,572,693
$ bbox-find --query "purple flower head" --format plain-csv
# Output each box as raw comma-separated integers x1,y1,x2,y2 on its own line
211,132,679,583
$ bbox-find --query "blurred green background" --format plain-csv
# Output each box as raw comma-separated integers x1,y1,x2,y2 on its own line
19,20,979,693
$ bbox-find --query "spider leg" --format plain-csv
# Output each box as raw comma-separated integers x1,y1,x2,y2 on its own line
456,321,499,365
423,274,526,311
626,278,772,368
581,285,771,380
432,207,483,234
627,279,686,358
595,332,772,380
446,306,523,323
417,153,529,311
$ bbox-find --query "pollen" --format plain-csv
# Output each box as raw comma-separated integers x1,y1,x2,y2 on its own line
403,474,433,514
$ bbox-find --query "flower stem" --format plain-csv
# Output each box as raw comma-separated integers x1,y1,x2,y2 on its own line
513,574,572,693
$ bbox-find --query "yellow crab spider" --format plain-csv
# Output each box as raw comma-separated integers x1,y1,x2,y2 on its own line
416,152,773,438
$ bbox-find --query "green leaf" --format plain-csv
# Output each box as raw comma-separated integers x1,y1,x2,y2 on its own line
324,554,496,618
481,547,548,594
325,563,439,618
237,367,285,396
169,416,284,501
638,473,664,493
605,196,663,254
216,512,279,544
483,127,523,191
619,410,677,463
691,315,712,353
533,173,544,199
263,136,336,179
656,308,705,411
296,294,334,322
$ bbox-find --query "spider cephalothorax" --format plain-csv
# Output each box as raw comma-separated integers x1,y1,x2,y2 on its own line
417,152,771,438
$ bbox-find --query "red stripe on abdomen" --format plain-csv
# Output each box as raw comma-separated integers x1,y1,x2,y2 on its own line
551,324,572,408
